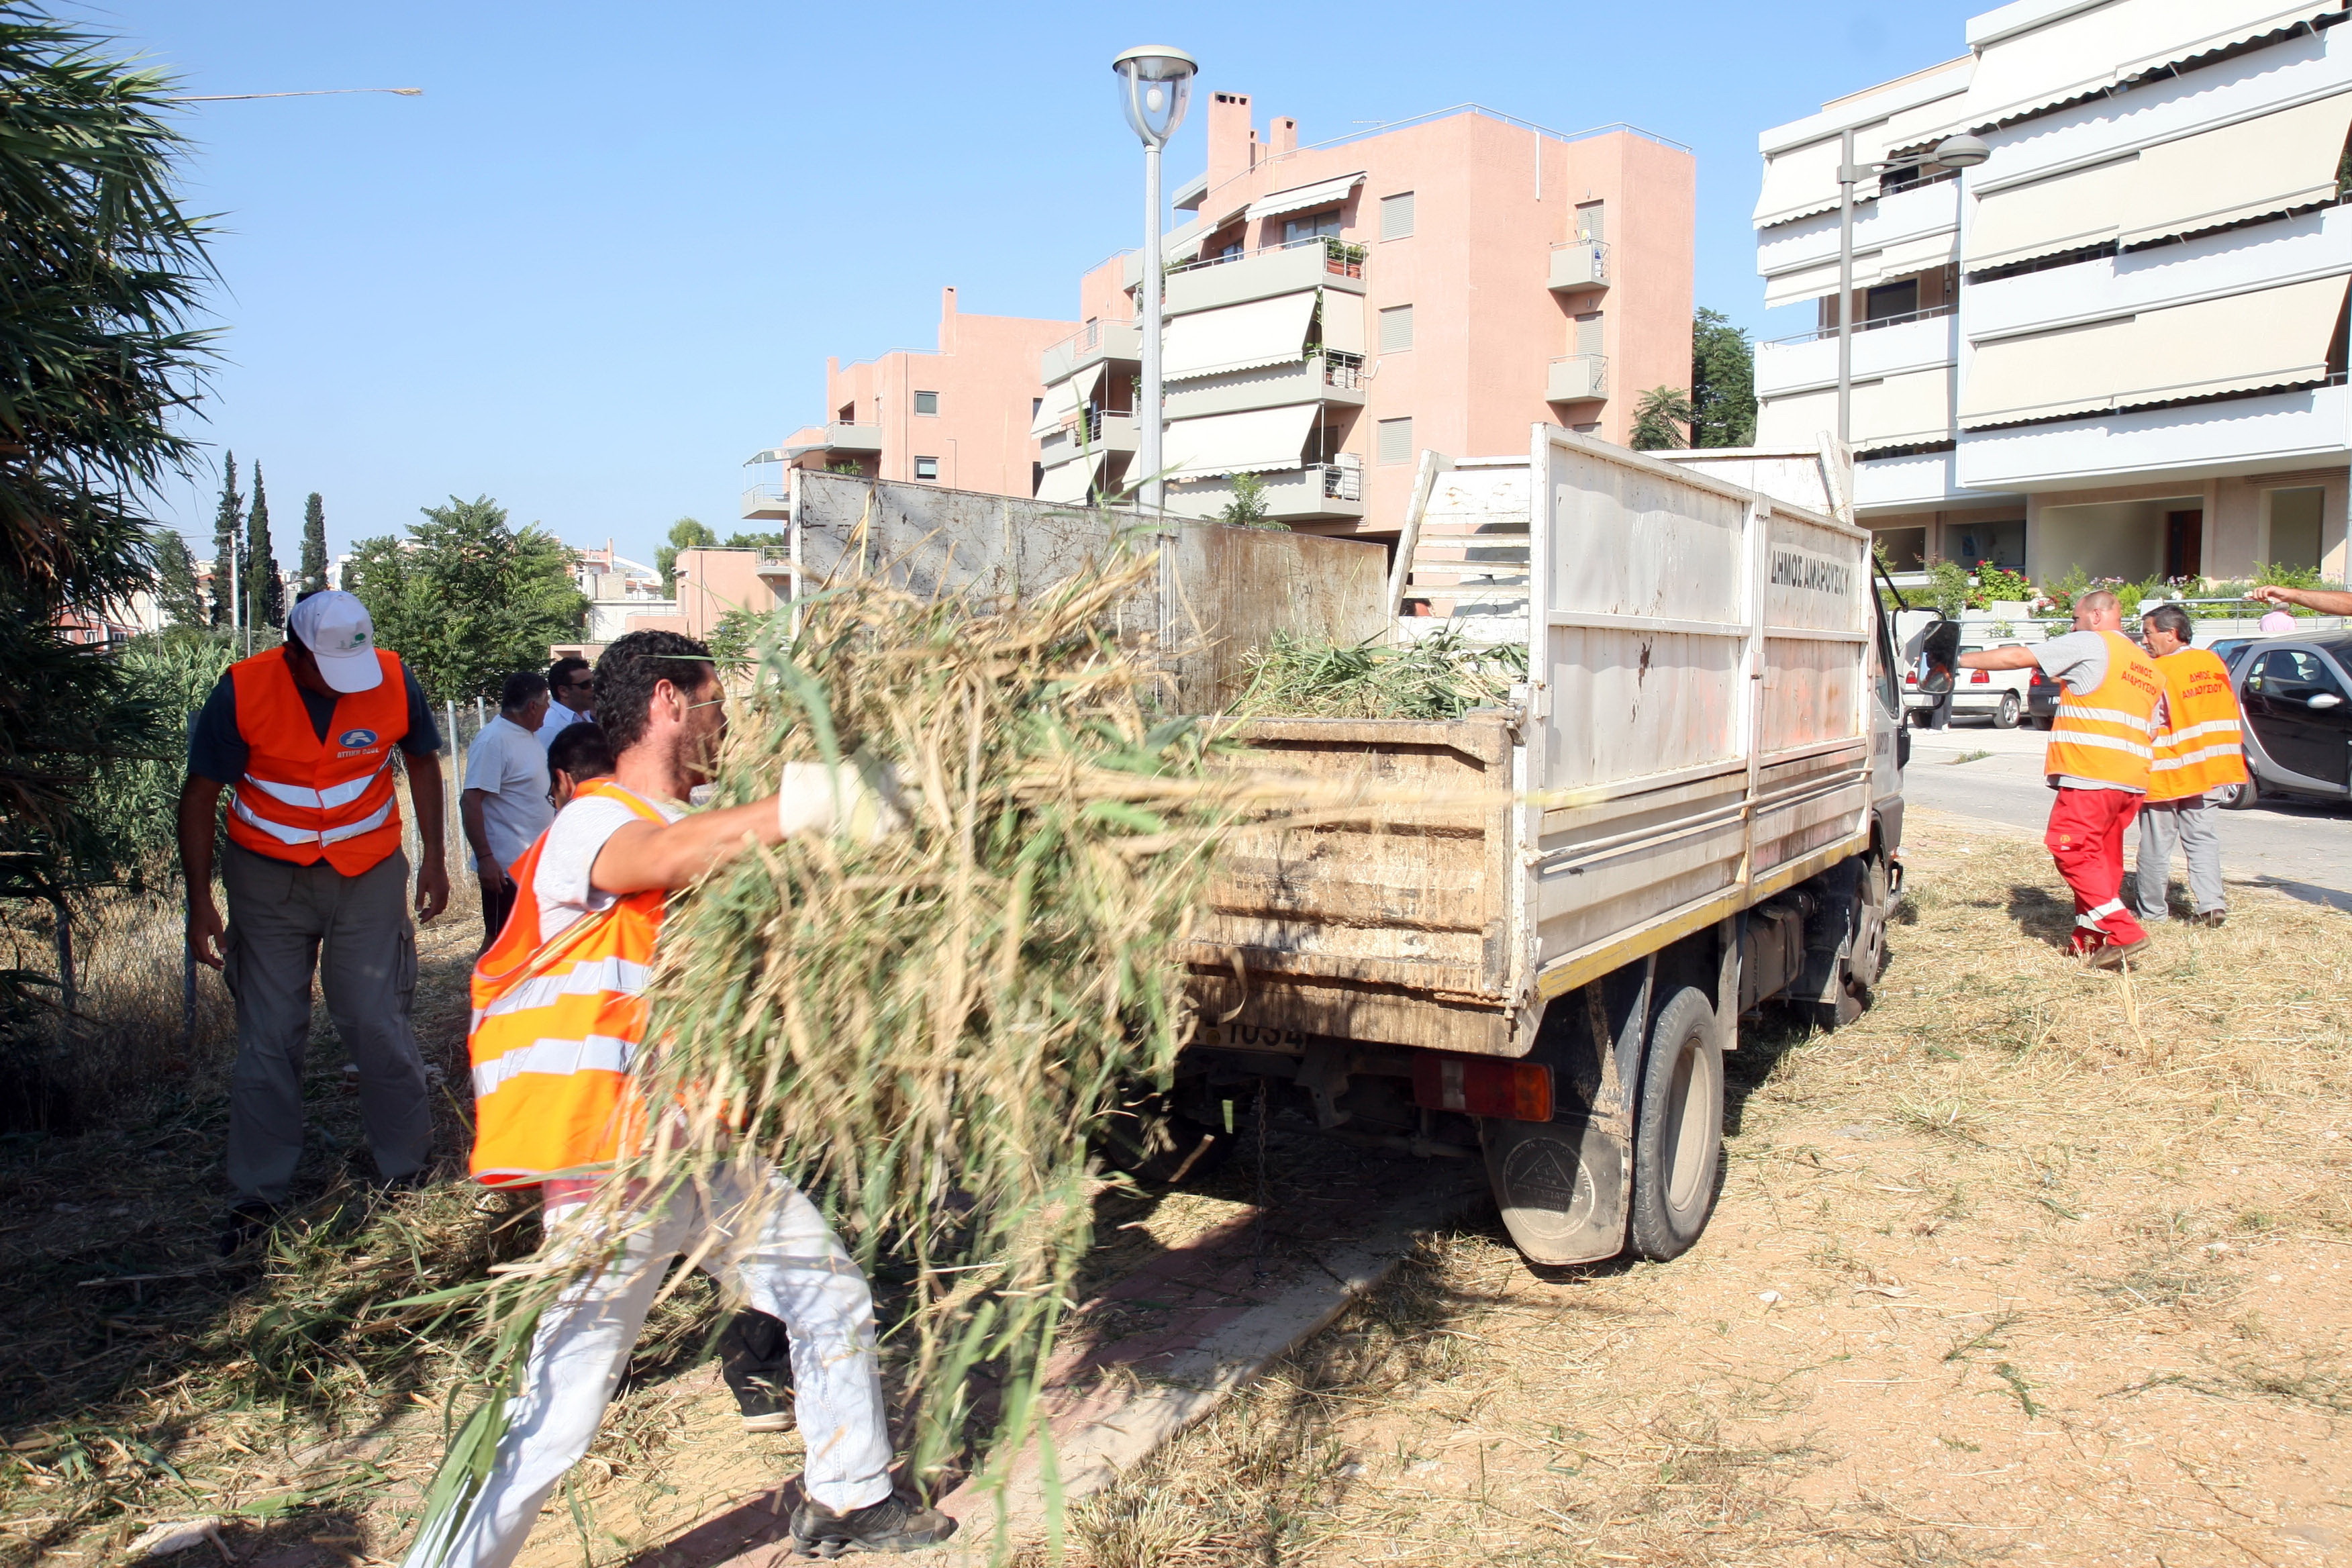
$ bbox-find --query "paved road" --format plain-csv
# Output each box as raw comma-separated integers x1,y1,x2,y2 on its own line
1900,720,2352,912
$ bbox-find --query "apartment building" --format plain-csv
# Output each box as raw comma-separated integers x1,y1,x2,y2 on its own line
1752,0,2352,586
1036,96,1695,532
743,288,1077,519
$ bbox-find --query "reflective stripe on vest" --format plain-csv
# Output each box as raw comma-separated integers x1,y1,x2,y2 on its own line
466,779,669,1186
2147,647,2251,801
2045,630,2163,791
224,647,411,876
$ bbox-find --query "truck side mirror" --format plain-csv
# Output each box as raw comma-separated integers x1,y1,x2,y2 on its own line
1913,618,1962,696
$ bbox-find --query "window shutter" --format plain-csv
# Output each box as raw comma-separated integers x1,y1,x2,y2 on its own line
1575,312,1603,356
1380,191,1416,240
1379,304,1415,354
1377,417,1414,465
1575,201,1605,242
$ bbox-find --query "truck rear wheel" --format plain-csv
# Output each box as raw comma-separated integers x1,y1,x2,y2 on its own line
1627,987,1724,1262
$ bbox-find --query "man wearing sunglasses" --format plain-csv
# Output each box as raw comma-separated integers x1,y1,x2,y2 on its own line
536,655,595,751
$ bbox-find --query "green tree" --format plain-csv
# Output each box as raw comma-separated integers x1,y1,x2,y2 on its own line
244,461,283,630
346,495,587,702
154,530,205,628
1631,387,1696,450
0,5,213,1046
1218,471,1287,529
300,490,328,593
208,448,241,627
656,516,717,593
724,530,785,548
1690,307,1757,448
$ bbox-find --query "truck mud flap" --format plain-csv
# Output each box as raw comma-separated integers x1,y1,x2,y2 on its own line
1482,1115,1628,1265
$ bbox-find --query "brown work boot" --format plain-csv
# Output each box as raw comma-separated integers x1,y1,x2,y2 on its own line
2090,937,2149,970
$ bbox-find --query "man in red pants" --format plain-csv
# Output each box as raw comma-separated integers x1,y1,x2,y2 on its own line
1957,589,2165,967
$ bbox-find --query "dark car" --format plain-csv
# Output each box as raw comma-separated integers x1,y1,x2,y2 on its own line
2025,662,2061,729
2221,635,2352,810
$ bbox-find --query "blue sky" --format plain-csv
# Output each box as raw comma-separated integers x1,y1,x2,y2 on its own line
107,0,1989,569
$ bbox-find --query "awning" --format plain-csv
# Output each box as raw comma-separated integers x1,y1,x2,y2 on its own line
1035,452,1105,505
1763,258,1845,310
742,446,793,466
1028,363,1104,439
1761,225,1959,308
1164,404,1322,479
1320,291,1366,356
1754,131,1877,229
1162,291,1320,381
1963,154,2135,271
1246,170,1365,222
2121,91,2352,246
1960,0,2339,130
1755,369,1952,450
1960,276,2348,427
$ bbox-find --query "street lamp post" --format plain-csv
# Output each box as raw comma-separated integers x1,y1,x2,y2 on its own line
1834,132,1988,446
1112,46,1197,516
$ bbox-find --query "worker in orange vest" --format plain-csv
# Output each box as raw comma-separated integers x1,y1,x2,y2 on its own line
1958,589,2166,968
2132,602,2248,928
179,590,448,1252
403,630,954,1568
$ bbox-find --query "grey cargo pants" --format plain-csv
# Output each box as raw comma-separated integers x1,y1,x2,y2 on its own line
2131,795,2226,922
220,840,432,1203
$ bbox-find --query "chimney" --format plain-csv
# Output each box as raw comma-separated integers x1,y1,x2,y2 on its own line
1205,91,1255,210
1268,115,1297,159
939,285,959,354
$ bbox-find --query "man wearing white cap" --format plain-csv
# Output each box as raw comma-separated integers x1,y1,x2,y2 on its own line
178,589,450,1250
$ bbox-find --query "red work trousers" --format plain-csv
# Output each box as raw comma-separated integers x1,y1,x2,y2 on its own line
2044,787,2149,952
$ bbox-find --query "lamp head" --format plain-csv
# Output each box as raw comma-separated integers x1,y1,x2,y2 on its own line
1932,133,1991,168
1112,45,1196,149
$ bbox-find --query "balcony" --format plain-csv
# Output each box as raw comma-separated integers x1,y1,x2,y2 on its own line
1041,318,1144,387
754,546,794,579
1547,354,1608,403
1163,352,1369,421
1167,460,1367,523
1549,240,1610,292
740,482,789,521
1159,239,1369,314
1956,381,2352,494
1755,307,1958,397
821,422,882,453
1040,411,1142,469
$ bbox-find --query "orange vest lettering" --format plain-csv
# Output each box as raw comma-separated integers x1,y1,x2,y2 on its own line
2147,647,2249,801
2044,630,2163,791
467,780,667,1187
224,647,411,875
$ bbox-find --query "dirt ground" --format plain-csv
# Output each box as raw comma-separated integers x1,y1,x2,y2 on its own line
1063,808,2352,1567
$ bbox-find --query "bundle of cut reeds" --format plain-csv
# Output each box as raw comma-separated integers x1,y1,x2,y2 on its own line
411,553,1277,1545
1227,624,1527,722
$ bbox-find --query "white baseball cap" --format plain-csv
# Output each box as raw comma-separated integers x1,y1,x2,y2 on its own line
286,591,384,693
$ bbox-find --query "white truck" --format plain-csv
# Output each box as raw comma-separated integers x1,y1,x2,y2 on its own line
1174,430,1908,1265
772,430,1911,1269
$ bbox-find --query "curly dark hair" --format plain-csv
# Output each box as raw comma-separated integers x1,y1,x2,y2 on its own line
595,630,714,755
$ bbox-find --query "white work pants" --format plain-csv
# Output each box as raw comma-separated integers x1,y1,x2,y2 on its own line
403,1164,893,1568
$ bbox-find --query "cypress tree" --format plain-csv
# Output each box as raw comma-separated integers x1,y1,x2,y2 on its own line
154,532,206,628
208,449,241,627
246,462,283,628
301,491,328,593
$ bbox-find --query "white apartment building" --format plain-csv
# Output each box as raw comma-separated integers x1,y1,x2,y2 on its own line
1752,0,2352,587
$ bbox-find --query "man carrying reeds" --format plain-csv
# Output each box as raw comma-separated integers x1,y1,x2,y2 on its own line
180,589,447,1252
2132,603,2247,928
409,630,952,1568
1957,589,2165,968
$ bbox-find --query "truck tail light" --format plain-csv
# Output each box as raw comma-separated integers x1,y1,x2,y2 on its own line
1411,1052,1553,1122
1969,669,1991,684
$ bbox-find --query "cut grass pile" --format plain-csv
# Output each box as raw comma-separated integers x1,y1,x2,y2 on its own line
1226,627,1527,722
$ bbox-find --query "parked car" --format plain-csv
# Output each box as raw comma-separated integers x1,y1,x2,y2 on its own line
2219,636,2352,810
2026,663,2061,728
1904,641,2033,728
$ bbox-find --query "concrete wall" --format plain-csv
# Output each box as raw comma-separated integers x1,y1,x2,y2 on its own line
659,547,789,640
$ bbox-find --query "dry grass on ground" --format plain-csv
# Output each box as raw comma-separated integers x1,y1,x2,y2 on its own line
1060,810,2352,1567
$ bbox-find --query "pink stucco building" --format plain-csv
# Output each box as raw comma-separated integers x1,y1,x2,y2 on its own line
743,289,1077,520
746,95,1695,542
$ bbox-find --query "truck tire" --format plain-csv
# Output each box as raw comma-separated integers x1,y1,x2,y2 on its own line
1626,987,1724,1262
1992,692,2021,729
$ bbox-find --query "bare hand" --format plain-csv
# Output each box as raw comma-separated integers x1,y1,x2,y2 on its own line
416,858,450,924
2249,585,2290,605
478,862,509,899
188,891,226,971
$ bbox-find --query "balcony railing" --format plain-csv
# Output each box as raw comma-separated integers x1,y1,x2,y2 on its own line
1549,239,1610,291
1167,233,1367,280
1320,350,1367,391
1764,302,1955,346
1548,353,1608,402
740,482,789,520
1314,460,1363,501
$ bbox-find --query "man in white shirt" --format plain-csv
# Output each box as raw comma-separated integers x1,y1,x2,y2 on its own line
536,656,594,751
461,673,554,946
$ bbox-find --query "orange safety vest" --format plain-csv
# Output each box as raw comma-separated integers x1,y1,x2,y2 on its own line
2043,630,2164,790
224,647,411,876
466,779,668,1187
2147,646,2250,802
